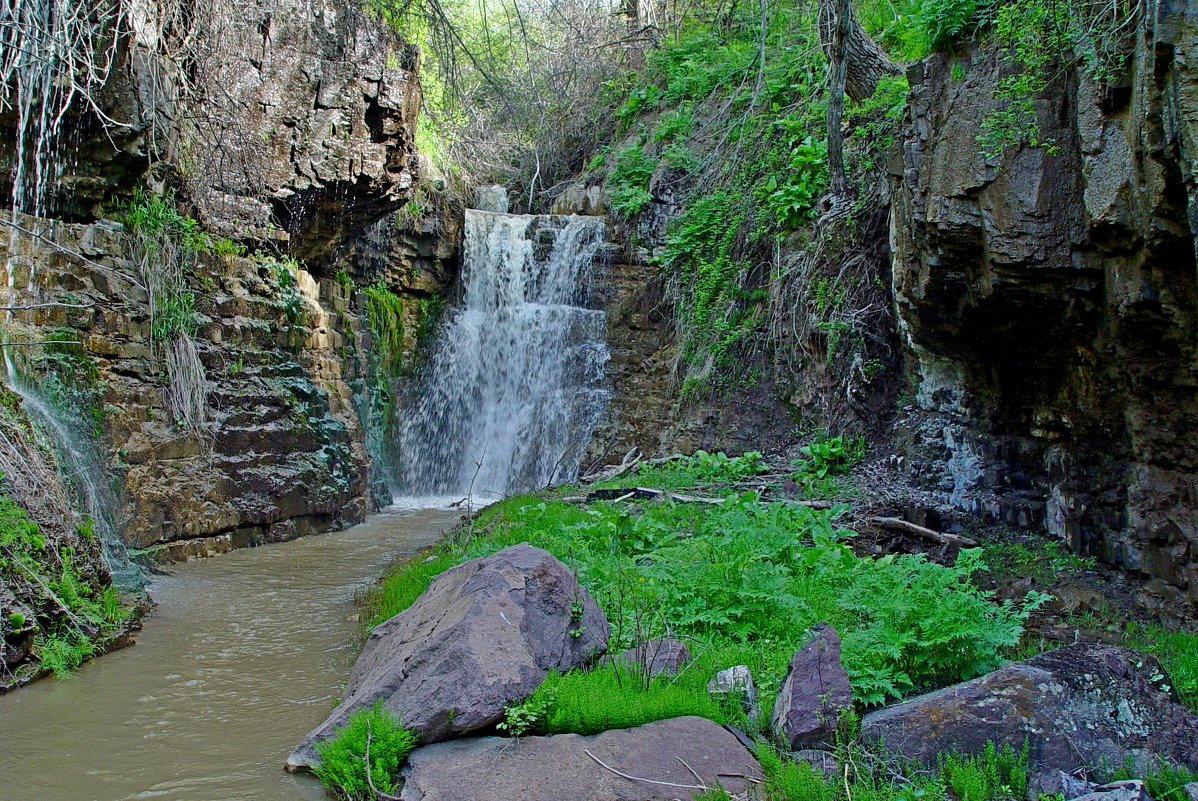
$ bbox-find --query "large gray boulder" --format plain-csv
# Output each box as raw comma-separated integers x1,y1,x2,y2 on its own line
862,643,1198,781
770,624,853,750
287,543,609,770
397,716,763,801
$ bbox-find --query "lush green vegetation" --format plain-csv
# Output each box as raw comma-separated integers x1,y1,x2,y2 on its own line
0,490,129,678
365,451,1047,718
313,702,419,801
1127,624,1198,710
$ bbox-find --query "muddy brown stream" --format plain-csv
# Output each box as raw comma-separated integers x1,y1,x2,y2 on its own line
0,507,459,801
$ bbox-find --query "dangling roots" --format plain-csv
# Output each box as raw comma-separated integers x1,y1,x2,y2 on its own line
164,333,209,437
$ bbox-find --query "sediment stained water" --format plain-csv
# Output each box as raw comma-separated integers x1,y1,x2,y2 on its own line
0,507,458,801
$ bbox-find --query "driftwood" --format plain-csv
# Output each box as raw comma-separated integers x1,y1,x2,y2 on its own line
870,516,978,548
580,447,642,484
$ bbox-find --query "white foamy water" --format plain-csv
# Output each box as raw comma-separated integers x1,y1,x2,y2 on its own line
396,210,610,501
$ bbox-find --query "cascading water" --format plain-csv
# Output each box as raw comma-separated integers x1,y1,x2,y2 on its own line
397,209,610,502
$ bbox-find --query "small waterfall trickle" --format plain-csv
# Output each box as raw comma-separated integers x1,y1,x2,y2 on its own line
6,378,143,589
397,210,610,502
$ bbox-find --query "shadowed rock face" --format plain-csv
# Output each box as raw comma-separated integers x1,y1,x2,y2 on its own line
288,543,610,770
396,716,763,801
1,0,421,266
861,643,1198,782
890,5,1198,605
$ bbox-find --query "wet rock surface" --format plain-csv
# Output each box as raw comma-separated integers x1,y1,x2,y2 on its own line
288,543,609,769
1,219,373,553
862,643,1198,779
396,716,763,801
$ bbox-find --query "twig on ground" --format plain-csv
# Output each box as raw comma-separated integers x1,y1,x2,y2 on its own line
584,749,711,791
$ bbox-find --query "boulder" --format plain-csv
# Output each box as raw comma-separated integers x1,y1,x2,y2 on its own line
474,185,510,213
770,624,853,750
605,638,691,678
287,543,609,770
397,716,763,801
1069,781,1153,801
1183,783,1198,801
862,644,1198,782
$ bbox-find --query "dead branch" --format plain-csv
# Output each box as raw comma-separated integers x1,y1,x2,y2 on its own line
869,517,978,548
363,719,404,801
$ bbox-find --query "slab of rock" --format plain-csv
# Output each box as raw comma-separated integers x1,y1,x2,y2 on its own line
1039,771,1096,800
397,716,762,801
605,638,691,678
1069,781,1153,801
862,644,1198,781
1182,782,1198,801
287,543,609,770
770,624,853,750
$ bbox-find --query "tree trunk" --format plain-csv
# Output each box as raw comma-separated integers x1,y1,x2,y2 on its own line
818,0,901,103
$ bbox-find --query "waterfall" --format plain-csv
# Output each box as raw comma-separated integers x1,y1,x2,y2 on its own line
396,210,610,502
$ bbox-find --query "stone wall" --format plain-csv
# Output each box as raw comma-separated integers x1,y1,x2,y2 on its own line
890,3,1198,604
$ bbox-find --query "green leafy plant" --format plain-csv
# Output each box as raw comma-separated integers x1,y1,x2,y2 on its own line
312,702,418,801
364,470,1046,710
605,144,656,216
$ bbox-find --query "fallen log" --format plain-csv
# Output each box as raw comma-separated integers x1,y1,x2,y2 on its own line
869,517,978,548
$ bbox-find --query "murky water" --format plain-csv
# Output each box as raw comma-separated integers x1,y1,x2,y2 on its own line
0,507,459,801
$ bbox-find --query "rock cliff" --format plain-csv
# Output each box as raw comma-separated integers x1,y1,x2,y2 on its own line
890,3,1198,604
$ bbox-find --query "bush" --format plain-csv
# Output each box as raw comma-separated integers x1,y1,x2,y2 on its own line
606,144,656,216
313,702,418,801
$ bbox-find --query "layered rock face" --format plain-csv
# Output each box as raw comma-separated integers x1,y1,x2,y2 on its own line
891,4,1198,603
0,0,439,556
0,219,371,556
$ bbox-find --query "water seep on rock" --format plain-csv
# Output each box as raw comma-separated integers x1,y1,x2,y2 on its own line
396,716,763,801
287,543,609,770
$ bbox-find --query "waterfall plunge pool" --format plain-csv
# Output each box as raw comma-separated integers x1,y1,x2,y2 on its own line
0,506,460,801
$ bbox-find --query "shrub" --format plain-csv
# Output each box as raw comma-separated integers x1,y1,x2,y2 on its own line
313,702,418,801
